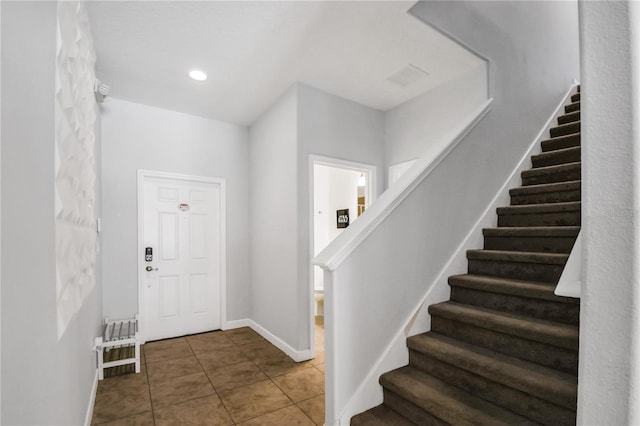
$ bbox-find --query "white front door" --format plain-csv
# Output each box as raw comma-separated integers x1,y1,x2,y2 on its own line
142,176,222,341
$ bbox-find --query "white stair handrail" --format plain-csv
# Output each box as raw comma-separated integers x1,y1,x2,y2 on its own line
313,98,494,271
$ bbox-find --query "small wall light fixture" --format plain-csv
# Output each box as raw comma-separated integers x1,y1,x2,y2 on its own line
94,79,110,103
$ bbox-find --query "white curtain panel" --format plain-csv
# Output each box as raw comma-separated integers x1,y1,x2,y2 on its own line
55,1,98,339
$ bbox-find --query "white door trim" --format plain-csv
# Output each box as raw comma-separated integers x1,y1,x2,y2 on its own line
310,155,377,203
137,169,227,344
308,155,377,358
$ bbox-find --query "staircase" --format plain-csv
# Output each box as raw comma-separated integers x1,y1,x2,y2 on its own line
351,87,581,426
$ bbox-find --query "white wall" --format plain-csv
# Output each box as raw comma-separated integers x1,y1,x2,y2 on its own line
55,0,101,340
1,2,102,423
101,99,250,323
249,86,300,350
0,2,3,416
408,1,580,175
297,84,385,350
385,64,487,169
298,83,385,195
248,83,386,354
577,1,640,424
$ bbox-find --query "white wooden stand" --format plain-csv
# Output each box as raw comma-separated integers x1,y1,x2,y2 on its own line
94,315,140,380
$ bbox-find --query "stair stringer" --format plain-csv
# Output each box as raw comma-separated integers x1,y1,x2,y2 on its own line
338,83,579,425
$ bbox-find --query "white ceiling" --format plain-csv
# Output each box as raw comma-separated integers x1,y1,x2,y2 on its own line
86,1,483,126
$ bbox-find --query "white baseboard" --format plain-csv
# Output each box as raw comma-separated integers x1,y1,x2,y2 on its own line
222,318,312,362
248,319,312,362
84,369,99,426
222,318,251,330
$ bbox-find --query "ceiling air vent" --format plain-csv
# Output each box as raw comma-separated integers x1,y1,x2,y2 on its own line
386,64,430,87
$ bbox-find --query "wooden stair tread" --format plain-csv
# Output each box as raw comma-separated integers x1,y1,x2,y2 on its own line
541,132,581,152
531,146,581,167
350,405,415,426
467,249,568,265
550,120,580,137
449,273,579,304
522,161,580,177
564,101,580,113
498,201,581,215
558,110,580,125
381,366,538,426
510,180,581,196
407,333,577,410
483,226,580,237
429,301,579,350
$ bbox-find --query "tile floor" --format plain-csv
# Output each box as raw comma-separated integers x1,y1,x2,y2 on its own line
92,319,325,425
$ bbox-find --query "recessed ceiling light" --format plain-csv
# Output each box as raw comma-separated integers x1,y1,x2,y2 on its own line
189,70,207,81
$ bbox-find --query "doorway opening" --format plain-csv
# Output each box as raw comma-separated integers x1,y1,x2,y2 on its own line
137,170,227,344
309,156,376,360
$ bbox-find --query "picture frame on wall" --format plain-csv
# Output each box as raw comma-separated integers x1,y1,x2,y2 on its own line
337,209,350,228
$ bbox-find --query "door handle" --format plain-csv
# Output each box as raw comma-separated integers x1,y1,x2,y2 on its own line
145,266,158,272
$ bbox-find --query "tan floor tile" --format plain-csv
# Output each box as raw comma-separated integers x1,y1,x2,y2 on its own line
237,405,315,426
186,331,235,354
310,349,324,366
92,383,151,424
149,371,214,407
224,327,265,345
297,394,325,425
147,355,203,384
144,338,193,363
272,368,325,402
219,380,292,423
154,394,233,426
239,340,283,361
196,345,250,370
144,336,187,350
206,360,267,391
253,352,313,378
93,328,327,426
94,411,154,426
